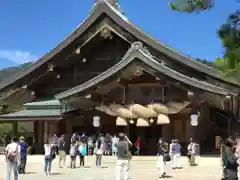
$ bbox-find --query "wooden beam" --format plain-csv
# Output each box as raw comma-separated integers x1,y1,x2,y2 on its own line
127,83,168,88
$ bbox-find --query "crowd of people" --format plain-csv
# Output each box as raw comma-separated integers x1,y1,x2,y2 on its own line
4,132,133,180
3,132,240,180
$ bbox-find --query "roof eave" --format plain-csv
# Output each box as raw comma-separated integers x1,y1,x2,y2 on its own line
55,42,235,100
0,2,104,91
0,0,238,92
0,116,61,121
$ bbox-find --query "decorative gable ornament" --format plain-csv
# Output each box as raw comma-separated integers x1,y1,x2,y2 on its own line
100,27,113,39
93,116,100,127
75,47,80,54
48,64,54,71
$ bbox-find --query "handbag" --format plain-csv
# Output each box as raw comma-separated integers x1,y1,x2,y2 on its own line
81,146,87,156
163,153,171,162
7,144,18,162
50,146,56,160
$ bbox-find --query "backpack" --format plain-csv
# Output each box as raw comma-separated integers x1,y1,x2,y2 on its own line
50,146,56,160
7,145,18,162
79,145,87,156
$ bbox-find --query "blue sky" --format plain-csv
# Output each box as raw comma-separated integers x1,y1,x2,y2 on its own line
0,0,238,69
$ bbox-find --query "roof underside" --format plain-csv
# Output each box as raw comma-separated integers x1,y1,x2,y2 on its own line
0,1,239,92
0,109,61,120
24,100,60,107
55,42,236,100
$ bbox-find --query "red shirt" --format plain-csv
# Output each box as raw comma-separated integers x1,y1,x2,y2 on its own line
135,139,140,147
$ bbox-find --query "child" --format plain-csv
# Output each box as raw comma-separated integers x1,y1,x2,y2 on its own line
69,140,77,168
135,137,140,156
79,142,87,167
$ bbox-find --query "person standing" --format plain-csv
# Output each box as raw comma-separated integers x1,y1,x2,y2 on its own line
157,138,168,178
58,134,67,168
112,134,119,156
95,138,104,168
222,137,239,180
187,139,197,166
18,136,28,174
169,139,174,163
44,139,55,175
79,142,87,167
4,133,11,147
135,137,141,156
69,140,78,169
106,134,112,156
115,133,132,180
171,139,181,169
51,134,59,153
5,136,20,180
87,136,94,156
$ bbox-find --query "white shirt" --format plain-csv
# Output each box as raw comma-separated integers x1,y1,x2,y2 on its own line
95,142,104,155
188,143,196,154
112,137,118,145
6,142,20,161
44,144,52,156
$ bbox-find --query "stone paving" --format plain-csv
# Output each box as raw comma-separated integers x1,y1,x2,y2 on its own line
0,155,222,180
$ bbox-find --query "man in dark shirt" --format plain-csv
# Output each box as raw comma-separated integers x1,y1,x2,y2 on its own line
157,138,168,178
115,133,132,180
58,134,67,168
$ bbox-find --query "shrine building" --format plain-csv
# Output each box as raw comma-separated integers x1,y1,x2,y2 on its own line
0,0,239,154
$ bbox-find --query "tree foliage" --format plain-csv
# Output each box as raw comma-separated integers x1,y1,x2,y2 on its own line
217,11,240,78
169,1,240,80
170,0,213,13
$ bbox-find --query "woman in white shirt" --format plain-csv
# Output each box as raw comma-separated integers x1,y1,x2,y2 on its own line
95,139,104,167
44,139,54,175
112,135,118,156
5,137,21,180
187,139,197,166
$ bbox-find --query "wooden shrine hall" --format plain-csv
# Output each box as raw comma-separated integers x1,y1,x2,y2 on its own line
0,0,239,154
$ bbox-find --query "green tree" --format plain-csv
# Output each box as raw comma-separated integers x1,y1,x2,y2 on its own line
217,11,240,78
170,0,213,13
170,1,240,80
20,62,33,68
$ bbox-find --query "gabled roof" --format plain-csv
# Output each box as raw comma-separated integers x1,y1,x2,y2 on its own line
0,0,239,91
55,42,236,100
0,99,61,121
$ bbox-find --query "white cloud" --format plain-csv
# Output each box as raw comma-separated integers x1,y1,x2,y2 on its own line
0,50,38,64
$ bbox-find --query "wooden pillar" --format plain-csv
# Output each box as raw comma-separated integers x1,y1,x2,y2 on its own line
196,104,210,153
124,122,130,136
124,84,130,137
12,120,18,137
162,124,171,142
66,119,72,136
34,121,44,153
